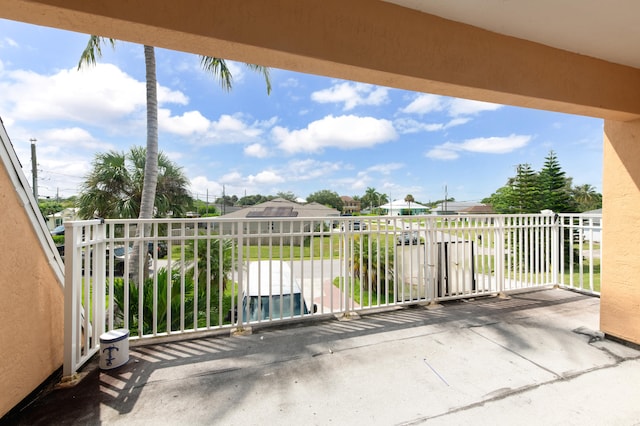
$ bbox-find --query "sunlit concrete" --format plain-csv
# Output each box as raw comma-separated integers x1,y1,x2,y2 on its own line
8,290,640,425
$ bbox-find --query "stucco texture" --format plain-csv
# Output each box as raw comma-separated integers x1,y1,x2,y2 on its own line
602,119,640,344
0,164,64,417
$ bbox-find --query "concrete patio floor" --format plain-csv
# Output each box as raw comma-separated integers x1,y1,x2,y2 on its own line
5,288,640,425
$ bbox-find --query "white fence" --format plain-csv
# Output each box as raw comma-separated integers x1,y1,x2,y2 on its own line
63,213,601,376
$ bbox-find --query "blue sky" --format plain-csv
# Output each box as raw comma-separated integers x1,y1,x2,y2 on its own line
0,19,603,204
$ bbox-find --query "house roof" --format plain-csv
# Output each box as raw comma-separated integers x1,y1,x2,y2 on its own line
459,204,495,214
379,199,429,210
583,208,602,215
432,202,486,213
246,207,298,218
222,198,340,219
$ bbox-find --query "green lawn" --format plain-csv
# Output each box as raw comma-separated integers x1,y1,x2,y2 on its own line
561,259,601,292
332,277,394,307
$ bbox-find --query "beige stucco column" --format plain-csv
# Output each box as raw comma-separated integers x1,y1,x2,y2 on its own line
601,119,640,345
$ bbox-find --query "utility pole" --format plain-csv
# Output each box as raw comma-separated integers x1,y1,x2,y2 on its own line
444,184,448,214
30,138,38,200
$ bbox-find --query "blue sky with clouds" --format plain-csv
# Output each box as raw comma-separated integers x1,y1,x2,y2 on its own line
0,19,603,204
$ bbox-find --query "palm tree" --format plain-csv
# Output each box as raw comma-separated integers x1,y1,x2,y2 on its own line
351,235,394,297
78,147,192,219
78,37,271,225
572,184,602,212
404,194,415,215
363,187,378,210
79,37,271,282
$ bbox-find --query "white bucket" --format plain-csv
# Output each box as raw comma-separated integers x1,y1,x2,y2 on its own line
99,328,129,370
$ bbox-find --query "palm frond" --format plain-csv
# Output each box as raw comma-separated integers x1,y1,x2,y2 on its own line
200,56,272,95
78,36,116,70
200,56,233,91
243,63,272,95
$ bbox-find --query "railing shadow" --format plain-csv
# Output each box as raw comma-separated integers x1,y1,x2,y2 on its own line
19,289,595,424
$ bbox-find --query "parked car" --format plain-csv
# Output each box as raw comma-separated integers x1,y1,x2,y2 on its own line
148,241,168,258
50,225,65,236
81,245,151,276
341,220,367,231
227,260,317,323
111,246,154,276
397,231,418,245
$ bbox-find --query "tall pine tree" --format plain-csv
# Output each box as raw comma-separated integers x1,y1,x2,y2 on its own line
539,150,574,212
513,163,542,213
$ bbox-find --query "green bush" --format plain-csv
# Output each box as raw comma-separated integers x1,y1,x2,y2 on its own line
110,237,236,336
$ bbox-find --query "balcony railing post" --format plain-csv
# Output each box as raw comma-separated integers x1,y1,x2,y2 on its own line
95,221,107,335
63,222,79,378
236,222,245,327
343,225,351,314
494,216,507,298
551,213,560,286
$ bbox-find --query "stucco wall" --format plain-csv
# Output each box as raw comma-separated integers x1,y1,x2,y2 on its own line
601,119,640,344
0,163,64,417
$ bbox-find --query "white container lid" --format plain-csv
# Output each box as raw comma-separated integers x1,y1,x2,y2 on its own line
100,328,129,343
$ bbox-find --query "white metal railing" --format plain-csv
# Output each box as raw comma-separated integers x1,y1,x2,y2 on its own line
63,212,601,376
557,213,602,294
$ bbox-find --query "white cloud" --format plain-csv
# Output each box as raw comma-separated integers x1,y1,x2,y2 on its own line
366,163,404,175
311,82,389,111
220,171,244,185
400,94,445,115
446,117,472,127
159,109,210,136
395,117,470,134
274,115,397,154
225,62,244,83
425,146,461,160
43,127,94,142
244,143,269,158
250,170,284,185
394,118,444,134
280,78,300,88
190,176,222,198
0,37,18,48
191,114,269,146
426,134,532,160
41,127,109,151
448,98,502,116
0,63,188,131
202,159,342,197
400,94,503,118
330,175,366,191
286,158,342,181
397,94,488,134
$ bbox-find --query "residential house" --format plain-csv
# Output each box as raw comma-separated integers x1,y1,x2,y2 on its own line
46,207,79,230
431,202,488,216
379,199,429,216
340,196,361,215
458,204,495,215
221,198,340,244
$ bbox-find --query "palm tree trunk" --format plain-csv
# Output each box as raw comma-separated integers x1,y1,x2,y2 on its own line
140,45,159,220
131,45,159,283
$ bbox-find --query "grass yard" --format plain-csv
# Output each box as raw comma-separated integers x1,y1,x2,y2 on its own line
332,277,394,307
561,259,601,292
